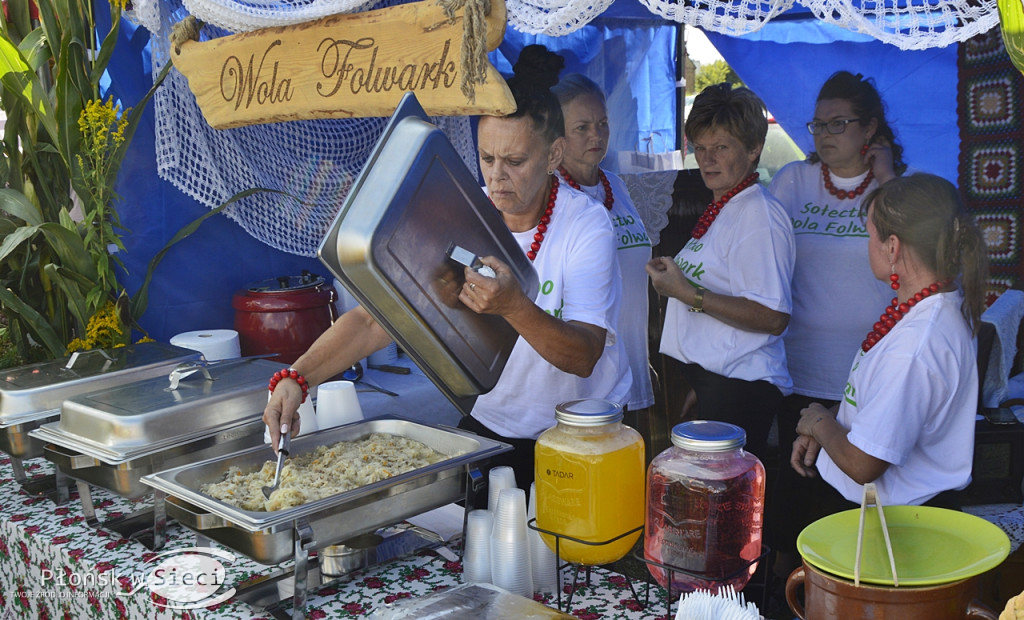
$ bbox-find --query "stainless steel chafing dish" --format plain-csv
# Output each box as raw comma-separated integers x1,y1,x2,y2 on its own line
142,417,510,619
142,417,508,563
30,357,284,548
0,342,200,496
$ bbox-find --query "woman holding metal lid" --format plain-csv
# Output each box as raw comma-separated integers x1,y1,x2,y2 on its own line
646,82,795,462
263,45,630,493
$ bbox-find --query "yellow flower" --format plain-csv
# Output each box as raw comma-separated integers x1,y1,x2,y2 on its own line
66,301,128,353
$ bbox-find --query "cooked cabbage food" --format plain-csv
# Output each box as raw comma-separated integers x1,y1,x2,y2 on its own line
200,432,454,511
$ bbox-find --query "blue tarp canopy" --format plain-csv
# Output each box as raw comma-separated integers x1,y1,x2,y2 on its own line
105,2,962,342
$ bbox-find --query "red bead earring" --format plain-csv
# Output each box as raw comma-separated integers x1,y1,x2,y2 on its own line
889,265,900,290
861,144,870,156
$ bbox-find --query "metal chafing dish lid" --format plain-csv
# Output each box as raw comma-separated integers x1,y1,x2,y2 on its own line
318,93,539,417
30,358,284,463
0,342,201,427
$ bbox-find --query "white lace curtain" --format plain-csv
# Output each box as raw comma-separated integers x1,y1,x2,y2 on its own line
134,0,1000,48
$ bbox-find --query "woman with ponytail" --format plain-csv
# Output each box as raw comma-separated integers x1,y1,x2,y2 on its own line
785,173,988,544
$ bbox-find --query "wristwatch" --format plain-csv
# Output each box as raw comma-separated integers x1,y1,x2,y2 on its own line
689,286,705,313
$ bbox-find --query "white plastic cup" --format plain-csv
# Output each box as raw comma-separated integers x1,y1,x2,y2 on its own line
315,380,363,429
490,488,533,598
487,466,517,514
463,509,494,585
529,482,559,594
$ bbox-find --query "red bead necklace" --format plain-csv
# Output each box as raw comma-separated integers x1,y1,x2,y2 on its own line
558,166,614,210
822,164,874,200
526,176,559,261
860,280,950,352
690,172,760,240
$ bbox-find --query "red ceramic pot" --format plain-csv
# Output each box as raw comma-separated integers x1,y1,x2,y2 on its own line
786,561,997,620
232,272,337,364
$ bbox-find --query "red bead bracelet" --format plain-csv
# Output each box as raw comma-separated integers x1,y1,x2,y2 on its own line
269,368,309,403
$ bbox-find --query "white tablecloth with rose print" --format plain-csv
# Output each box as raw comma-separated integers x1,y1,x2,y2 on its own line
0,457,678,620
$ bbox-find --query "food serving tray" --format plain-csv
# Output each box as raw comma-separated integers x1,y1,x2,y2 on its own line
318,93,538,415
31,358,284,466
0,342,201,458
141,416,511,564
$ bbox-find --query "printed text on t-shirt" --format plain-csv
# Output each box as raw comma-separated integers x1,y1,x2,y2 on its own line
792,201,868,237
612,213,651,249
674,256,705,281
538,279,565,318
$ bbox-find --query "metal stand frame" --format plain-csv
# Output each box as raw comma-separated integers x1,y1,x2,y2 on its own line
11,457,74,503
206,468,485,620
527,518,645,612
631,544,770,619
76,482,168,550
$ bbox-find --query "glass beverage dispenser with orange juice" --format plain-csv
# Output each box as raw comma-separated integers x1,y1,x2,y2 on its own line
534,399,645,565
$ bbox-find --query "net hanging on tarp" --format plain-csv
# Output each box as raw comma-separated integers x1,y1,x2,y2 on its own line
129,0,479,258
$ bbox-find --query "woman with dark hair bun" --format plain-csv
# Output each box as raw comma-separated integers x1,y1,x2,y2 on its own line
262,45,631,494
457,44,631,490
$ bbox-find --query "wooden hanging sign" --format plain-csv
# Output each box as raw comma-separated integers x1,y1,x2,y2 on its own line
172,0,514,128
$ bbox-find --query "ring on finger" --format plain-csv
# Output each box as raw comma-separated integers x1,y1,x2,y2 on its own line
469,283,476,291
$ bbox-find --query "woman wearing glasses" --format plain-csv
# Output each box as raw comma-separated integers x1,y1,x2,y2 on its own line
766,70,908,580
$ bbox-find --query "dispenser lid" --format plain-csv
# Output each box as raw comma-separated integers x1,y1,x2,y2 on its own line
671,420,746,451
554,399,623,427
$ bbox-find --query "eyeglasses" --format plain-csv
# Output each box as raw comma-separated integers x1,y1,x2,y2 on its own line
806,118,863,135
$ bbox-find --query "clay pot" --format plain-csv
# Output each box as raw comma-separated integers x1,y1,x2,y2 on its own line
786,561,996,620
232,272,337,364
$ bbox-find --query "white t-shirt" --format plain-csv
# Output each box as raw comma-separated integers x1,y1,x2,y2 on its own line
471,186,632,439
817,291,977,506
770,161,893,400
659,183,795,392
556,169,654,410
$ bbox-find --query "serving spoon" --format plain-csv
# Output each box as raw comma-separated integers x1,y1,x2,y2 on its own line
262,423,291,500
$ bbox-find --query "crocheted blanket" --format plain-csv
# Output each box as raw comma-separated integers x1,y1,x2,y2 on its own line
959,27,1024,305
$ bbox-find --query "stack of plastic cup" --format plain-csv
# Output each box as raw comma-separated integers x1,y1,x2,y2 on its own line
489,487,533,598
528,482,559,594
462,509,494,585
487,466,517,514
